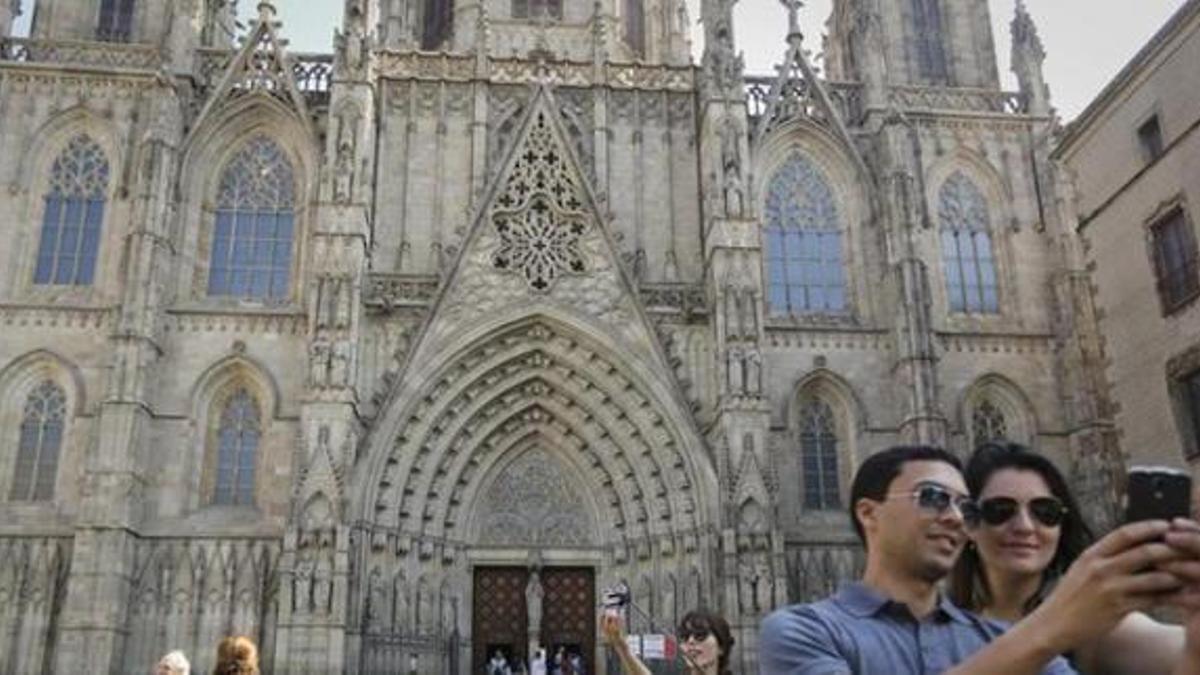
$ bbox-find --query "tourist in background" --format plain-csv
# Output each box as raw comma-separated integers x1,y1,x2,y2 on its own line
601,608,734,674
154,650,190,675
212,636,259,675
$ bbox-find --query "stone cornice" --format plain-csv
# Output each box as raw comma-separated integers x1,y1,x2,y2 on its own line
162,306,308,336
935,331,1056,355
0,302,114,330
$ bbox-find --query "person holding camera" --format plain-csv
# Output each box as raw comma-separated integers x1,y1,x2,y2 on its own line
759,445,1200,674
601,608,734,675
950,442,1200,674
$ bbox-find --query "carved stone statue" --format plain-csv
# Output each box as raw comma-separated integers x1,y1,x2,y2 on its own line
309,338,331,386
330,339,351,386
333,140,354,204
755,559,773,613
738,558,757,613
525,568,544,637
744,346,763,396
313,553,333,614
726,344,745,395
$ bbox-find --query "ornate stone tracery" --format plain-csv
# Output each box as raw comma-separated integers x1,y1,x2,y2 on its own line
491,109,589,291
476,447,596,547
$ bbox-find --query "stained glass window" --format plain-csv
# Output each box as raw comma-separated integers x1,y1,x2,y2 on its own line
10,380,66,502
97,0,136,42
212,389,260,506
764,154,846,315
624,0,645,56
207,136,295,300
800,399,840,510
34,135,110,286
422,0,454,48
911,0,949,82
940,172,999,314
972,399,1008,447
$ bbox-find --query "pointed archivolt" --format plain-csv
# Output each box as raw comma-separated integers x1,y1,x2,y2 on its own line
195,2,310,126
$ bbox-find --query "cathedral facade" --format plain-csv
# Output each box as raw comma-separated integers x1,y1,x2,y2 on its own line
0,0,1121,673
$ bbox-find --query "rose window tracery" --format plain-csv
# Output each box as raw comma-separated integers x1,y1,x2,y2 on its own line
491,109,590,291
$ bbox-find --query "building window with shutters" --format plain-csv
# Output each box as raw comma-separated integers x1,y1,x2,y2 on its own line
1149,206,1200,315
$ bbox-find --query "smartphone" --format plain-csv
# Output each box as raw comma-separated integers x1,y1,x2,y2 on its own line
1125,466,1193,523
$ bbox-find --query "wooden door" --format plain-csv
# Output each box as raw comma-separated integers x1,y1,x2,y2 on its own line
541,567,596,675
473,567,528,673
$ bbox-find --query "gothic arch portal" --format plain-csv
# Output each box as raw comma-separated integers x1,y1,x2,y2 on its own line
351,311,719,666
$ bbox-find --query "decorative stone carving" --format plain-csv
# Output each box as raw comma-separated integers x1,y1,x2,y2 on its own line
477,448,595,547
491,109,589,291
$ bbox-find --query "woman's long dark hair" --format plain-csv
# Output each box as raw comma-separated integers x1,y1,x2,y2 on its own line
950,441,1096,615
678,608,735,674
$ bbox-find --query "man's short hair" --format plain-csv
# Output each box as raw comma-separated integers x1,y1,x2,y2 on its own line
848,445,963,543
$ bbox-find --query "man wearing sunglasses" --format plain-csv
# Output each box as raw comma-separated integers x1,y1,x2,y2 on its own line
759,445,1200,674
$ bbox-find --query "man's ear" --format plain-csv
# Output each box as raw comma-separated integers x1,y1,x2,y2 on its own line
855,497,878,536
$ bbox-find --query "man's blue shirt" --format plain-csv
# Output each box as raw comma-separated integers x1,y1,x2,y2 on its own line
758,583,1077,675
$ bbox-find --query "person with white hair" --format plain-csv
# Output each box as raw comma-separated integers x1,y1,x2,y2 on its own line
154,650,190,675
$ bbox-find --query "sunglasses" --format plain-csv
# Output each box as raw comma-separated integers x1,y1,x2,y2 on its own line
884,483,976,518
678,628,712,643
970,496,1068,528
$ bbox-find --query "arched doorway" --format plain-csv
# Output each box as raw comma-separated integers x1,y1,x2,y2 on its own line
352,316,720,673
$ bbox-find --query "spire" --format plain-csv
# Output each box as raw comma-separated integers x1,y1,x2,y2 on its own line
1011,0,1046,63
1011,0,1051,116
782,0,803,41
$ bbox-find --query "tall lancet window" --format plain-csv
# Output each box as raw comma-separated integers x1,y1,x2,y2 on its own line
624,0,646,56
212,389,260,506
422,0,454,48
764,154,846,316
207,136,296,300
513,0,563,20
911,0,949,82
34,135,110,286
97,0,136,42
939,172,999,314
10,381,66,502
799,399,840,510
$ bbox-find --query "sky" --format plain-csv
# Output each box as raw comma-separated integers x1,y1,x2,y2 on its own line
9,0,1188,121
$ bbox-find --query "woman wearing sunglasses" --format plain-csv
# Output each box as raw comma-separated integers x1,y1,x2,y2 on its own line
601,608,734,675
951,441,1186,674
